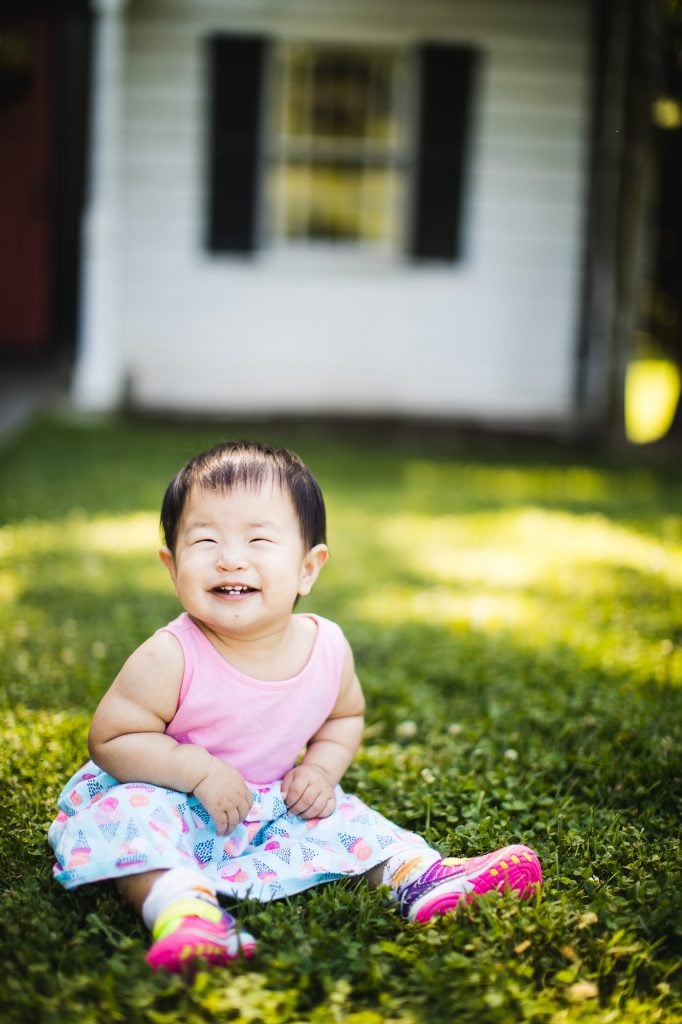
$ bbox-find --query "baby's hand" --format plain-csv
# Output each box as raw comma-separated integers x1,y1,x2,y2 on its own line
193,758,253,835
281,764,337,820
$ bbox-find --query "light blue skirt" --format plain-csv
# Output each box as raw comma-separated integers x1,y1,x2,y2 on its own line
48,761,431,901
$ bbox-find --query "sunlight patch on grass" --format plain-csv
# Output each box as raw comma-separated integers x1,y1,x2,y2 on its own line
380,507,682,588
0,511,158,556
354,584,539,629
0,568,19,603
86,513,161,553
349,507,682,685
0,512,167,600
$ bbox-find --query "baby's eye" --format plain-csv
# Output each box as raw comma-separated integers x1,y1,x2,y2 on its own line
193,537,217,545
250,537,272,544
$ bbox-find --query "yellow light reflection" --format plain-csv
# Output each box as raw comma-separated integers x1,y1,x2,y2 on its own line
652,96,682,129
625,359,681,444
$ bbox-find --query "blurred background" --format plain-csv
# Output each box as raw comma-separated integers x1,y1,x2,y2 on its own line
1,0,680,447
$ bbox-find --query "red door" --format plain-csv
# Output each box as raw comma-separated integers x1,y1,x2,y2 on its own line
0,18,52,353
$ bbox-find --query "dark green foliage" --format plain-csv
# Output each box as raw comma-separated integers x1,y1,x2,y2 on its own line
1,414,680,1022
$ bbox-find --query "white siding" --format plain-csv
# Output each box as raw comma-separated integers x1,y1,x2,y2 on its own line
114,0,591,426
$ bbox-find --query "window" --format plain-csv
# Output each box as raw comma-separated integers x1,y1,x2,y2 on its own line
266,44,407,252
207,35,477,262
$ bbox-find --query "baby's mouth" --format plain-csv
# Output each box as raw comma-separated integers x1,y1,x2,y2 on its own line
213,584,257,597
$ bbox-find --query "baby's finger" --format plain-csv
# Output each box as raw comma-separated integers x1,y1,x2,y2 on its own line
212,809,229,835
285,784,314,817
283,783,306,811
301,791,335,820
237,794,254,822
316,793,337,819
224,805,245,834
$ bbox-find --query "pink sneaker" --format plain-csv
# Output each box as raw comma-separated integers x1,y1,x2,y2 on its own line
398,844,542,923
145,898,257,972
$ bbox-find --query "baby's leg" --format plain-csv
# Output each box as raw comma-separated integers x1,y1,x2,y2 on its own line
117,869,166,915
363,862,389,889
50,766,257,973
117,867,257,972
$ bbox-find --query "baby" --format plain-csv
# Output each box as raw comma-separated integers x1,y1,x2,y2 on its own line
49,440,541,972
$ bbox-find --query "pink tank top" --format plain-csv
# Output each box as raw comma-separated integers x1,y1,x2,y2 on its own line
160,612,346,785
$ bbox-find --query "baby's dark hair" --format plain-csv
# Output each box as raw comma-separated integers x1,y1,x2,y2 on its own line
160,440,327,554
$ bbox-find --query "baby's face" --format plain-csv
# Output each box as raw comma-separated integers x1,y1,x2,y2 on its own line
159,481,327,640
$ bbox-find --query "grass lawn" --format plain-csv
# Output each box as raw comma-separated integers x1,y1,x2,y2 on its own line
1,413,681,1024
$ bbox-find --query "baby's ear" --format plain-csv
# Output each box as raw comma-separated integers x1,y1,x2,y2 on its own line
298,544,329,596
159,546,177,582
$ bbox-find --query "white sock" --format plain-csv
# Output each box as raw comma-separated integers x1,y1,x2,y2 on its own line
381,847,441,892
141,867,218,931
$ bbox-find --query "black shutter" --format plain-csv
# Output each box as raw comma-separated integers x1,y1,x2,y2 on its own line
411,44,477,261
207,34,265,253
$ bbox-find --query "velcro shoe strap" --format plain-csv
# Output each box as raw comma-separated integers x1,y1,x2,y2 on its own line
153,897,224,941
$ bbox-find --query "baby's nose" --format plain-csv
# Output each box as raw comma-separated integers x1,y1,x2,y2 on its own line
216,543,248,571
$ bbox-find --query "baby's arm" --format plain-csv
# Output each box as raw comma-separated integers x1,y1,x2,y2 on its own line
88,631,253,834
281,638,365,820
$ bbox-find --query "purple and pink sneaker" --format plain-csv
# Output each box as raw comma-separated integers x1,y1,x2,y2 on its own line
398,844,542,923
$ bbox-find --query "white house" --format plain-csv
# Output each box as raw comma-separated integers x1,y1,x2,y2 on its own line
6,1,639,434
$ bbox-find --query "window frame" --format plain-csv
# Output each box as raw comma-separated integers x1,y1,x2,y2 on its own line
206,33,478,265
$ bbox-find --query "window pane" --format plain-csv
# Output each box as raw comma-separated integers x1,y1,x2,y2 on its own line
269,162,403,243
283,46,398,143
